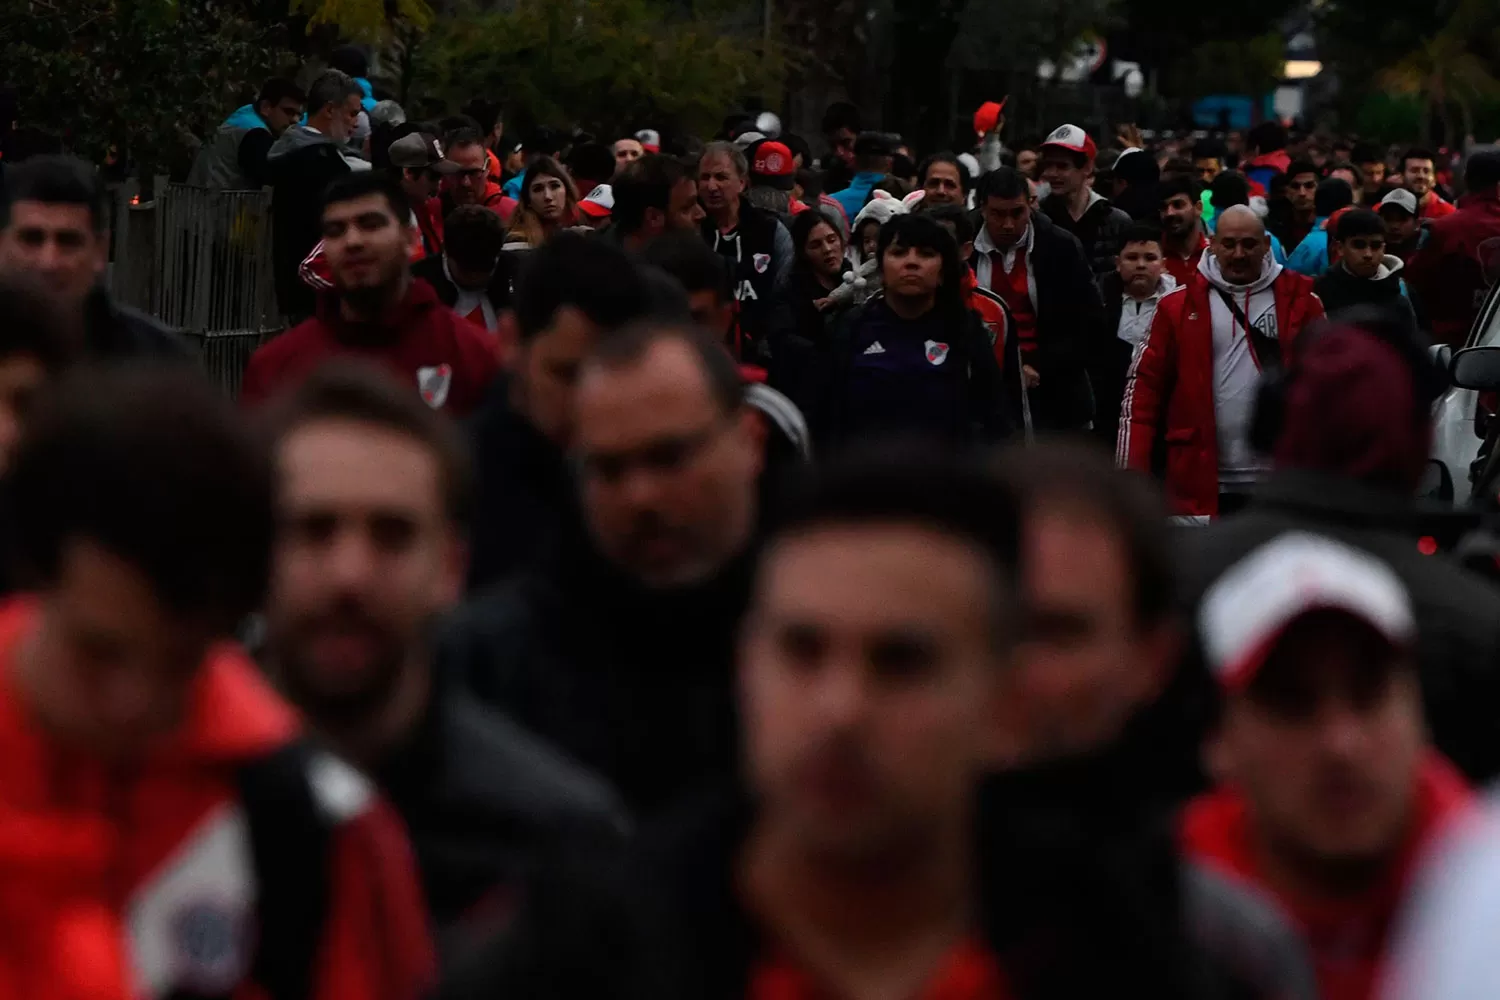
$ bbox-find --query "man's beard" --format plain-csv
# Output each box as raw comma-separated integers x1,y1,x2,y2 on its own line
335,255,406,317
273,600,410,728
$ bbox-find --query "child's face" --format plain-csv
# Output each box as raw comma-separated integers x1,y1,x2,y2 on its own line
860,223,880,261
0,352,47,475
1340,233,1386,279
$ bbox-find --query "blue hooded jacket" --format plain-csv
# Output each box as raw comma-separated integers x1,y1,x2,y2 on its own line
354,77,378,113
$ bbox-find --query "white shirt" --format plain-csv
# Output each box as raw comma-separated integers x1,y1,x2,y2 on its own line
1203,254,1281,488
444,256,498,332
1116,273,1178,349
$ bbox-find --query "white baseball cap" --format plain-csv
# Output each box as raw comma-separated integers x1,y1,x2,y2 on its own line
579,183,614,218
1199,533,1414,692
1379,188,1420,216
1041,123,1097,161
635,129,661,153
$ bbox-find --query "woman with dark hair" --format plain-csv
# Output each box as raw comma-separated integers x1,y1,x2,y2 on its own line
803,213,1011,448
768,210,851,400
504,155,579,250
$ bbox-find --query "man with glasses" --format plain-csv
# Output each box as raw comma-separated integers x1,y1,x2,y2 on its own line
441,127,517,225
442,322,763,819
1313,208,1418,333
1119,205,1324,522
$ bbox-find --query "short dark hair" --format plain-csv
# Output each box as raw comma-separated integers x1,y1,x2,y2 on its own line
1156,175,1199,206
566,142,616,188
306,69,360,115
3,155,106,232
1467,148,1500,191
513,231,653,341
444,126,485,154
443,204,506,272
9,367,272,627
1401,147,1436,171
266,360,473,528
1286,158,1320,181
1334,208,1387,243
925,203,976,245
977,166,1029,203
1120,222,1163,251
256,77,305,109
639,232,733,304
917,152,970,194
329,45,369,80
1210,171,1251,209
1327,161,1365,189
1314,177,1355,217
1192,139,1227,162
770,445,1022,649
1247,121,1287,154
994,439,1172,630
1351,142,1383,166
821,101,862,136
612,154,692,234
585,322,745,415
321,171,411,224
796,168,824,200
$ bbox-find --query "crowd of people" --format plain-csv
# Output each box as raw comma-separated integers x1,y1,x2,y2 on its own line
5,50,1500,999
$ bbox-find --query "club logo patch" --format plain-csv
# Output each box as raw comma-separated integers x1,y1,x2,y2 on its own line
925,340,950,366
418,364,453,409
753,253,771,274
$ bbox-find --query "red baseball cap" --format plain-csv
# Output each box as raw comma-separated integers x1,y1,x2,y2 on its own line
578,184,614,218
973,99,1007,136
1041,123,1098,162
751,140,796,191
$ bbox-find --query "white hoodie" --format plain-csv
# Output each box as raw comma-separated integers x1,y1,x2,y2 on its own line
1200,252,1283,489
1117,272,1179,348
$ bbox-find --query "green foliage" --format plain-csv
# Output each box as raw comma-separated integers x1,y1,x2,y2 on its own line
1112,0,1299,100
412,0,785,137
290,0,432,41
1166,32,1285,102
0,0,293,179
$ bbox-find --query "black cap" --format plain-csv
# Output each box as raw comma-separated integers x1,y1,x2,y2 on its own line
854,131,899,158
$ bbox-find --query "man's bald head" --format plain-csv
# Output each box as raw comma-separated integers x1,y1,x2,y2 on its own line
1212,204,1271,284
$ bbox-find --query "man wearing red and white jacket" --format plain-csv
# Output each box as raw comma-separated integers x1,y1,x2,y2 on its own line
1182,533,1471,1000
1117,205,1323,522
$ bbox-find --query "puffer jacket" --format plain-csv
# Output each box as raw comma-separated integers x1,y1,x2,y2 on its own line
1040,190,1133,276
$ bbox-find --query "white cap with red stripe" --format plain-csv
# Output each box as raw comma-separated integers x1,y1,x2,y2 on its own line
1199,532,1414,692
1041,123,1098,161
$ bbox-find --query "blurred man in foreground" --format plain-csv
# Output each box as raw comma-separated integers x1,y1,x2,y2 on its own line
1183,533,1470,1000
0,367,432,999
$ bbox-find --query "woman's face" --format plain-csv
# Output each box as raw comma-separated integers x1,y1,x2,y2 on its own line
530,174,567,221
802,222,844,279
881,240,943,299
859,222,881,262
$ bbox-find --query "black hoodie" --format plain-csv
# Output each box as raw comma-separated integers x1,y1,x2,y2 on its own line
1313,256,1418,333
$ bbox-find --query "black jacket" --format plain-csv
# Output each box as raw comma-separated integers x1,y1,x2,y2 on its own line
803,296,1012,451
438,757,1312,1000
1178,470,1500,782
437,546,753,819
766,267,843,410
267,130,352,320
1040,192,1133,277
85,287,195,361
412,253,514,318
703,198,790,364
465,379,581,592
969,212,1106,431
374,682,626,963
1313,258,1419,333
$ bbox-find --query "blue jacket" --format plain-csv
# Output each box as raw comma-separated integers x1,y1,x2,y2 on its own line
1286,228,1330,278
830,172,886,222
503,174,524,201
355,77,378,113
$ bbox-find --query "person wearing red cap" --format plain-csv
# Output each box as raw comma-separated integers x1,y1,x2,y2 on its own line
747,138,798,219
1038,123,1133,276
1182,532,1471,1000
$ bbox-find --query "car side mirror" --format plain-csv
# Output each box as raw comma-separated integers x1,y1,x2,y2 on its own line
1419,458,1454,504
1451,346,1500,391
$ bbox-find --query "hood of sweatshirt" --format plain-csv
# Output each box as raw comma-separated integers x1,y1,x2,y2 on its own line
1199,248,1282,296
267,123,336,161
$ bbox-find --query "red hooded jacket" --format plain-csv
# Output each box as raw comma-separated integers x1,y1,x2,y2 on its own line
1181,753,1470,1000
0,600,434,1000
1406,191,1500,347
241,278,500,416
961,267,1012,363
1117,266,1324,518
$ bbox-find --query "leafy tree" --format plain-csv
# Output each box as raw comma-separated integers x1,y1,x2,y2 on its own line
0,0,293,179
290,0,432,41
412,0,785,138
1166,33,1285,103
1111,0,1300,100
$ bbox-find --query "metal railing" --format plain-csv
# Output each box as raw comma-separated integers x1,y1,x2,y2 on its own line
110,181,284,396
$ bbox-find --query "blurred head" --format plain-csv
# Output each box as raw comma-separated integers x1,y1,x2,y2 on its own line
996,443,1178,761
791,210,846,284
977,167,1032,250
1192,140,1225,183
1211,205,1270,285
306,70,362,142
613,154,705,242
1247,121,1287,157
878,214,960,309
699,142,748,217
255,77,306,137
1015,145,1040,180
919,154,968,208
266,364,467,737
522,155,577,226
443,204,506,291
1117,225,1166,298
822,102,862,167
1352,144,1387,195
0,156,109,314
639,233,736,338
8,369,272,761
1157,176,1202,239
1334,209,1388,280
443,128,492,206
740,449,1018,865
319,173,412,313
511,232,653,447
1464,148,1500,195
614,137,644,167
855,218,882,263
926,204,978,264
1401,148,1436,199
1328,163,1363,202
1205,537,1423,884
575,324,762,589
1285,160,1320,214
0,279,67,474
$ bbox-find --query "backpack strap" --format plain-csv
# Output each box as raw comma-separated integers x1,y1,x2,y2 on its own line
238,738,332,1000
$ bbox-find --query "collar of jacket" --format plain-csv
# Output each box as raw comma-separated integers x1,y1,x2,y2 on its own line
315,276,441,343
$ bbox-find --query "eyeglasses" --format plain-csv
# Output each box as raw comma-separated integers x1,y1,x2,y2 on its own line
455,167,486,179
1344,237,1386,251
